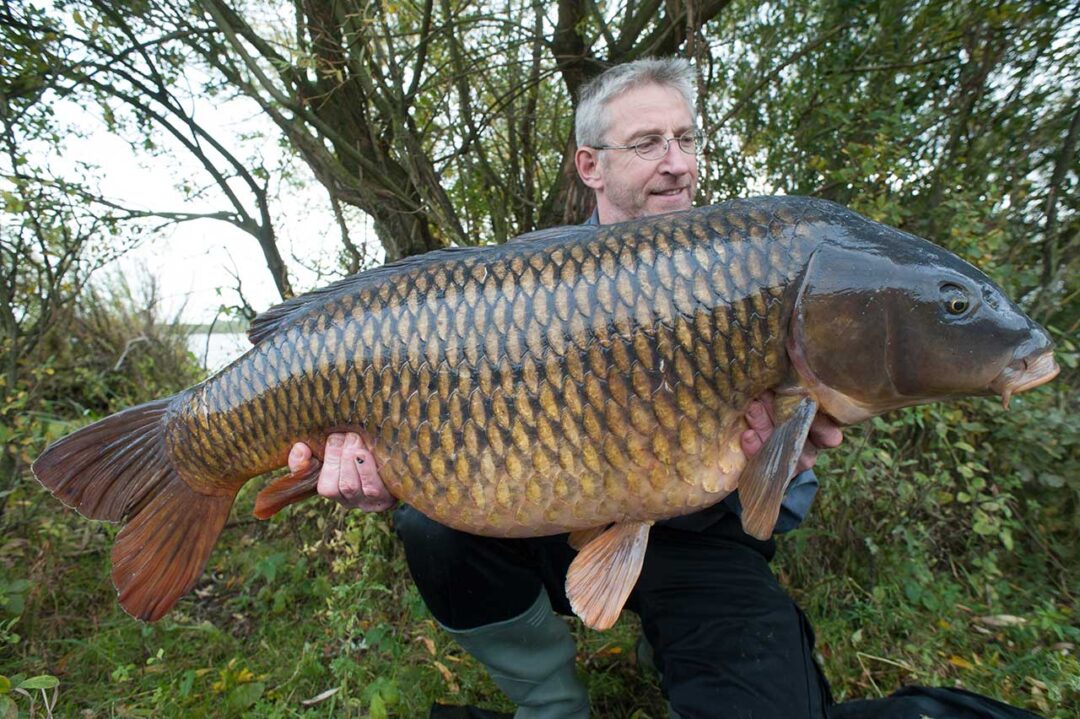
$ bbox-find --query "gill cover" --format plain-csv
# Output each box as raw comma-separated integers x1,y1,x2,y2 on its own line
792,236,1053,423
791,243,910,423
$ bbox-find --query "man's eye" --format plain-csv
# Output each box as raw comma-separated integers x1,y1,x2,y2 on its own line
634,135,663,152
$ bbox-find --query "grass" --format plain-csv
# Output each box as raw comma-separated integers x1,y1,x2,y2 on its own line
2,405,1077,718
1,481,668,718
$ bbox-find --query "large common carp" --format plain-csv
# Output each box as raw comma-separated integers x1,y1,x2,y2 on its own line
33,196,1058,630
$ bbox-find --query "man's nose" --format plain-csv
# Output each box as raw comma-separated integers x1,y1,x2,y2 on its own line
658,140,694,175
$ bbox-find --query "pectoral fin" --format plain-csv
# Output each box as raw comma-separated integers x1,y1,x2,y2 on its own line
565,520,652,631
738,396,818,540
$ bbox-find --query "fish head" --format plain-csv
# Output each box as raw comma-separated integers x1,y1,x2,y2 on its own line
790,220,1059,424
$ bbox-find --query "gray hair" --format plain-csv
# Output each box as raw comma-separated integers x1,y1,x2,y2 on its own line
574,58,697,148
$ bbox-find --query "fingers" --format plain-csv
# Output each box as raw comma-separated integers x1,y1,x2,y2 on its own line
318,433,363,503
355,450,397,512
316,433,347,499
740,396,774,458
743,397,773,435
807,414,844,450
317,432,396,512
795,443,820,474
741,390,841,475
796,415,843,473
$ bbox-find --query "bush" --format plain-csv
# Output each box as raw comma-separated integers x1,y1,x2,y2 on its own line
777,375,1079,714
1,271,203,490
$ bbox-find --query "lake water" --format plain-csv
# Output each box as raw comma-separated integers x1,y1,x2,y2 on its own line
186,331,250,372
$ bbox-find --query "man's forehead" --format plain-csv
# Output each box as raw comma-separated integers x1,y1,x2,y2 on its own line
603,83,695,137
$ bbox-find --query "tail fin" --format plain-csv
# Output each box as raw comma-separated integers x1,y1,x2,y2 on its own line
32,397,236,621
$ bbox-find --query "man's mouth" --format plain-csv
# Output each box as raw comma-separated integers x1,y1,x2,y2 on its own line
651,187,687,197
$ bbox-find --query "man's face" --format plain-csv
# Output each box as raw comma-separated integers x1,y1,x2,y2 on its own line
579,83,698,223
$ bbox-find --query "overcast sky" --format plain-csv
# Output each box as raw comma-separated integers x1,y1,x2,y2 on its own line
55,84,380,328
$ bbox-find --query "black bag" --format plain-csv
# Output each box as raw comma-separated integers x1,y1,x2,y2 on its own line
830,685,1045,719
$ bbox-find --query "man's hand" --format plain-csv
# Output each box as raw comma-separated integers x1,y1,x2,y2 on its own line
288,433,396,511
741,391,843,474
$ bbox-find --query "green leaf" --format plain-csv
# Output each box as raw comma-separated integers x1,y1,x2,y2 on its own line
1039,474,1065,488
18,675,59,690
0,695,16,719
0,675,9,694
178,669,196,697
226,681,264,712
369,692,388,719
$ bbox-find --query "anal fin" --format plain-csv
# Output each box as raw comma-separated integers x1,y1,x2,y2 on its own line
565,520,652,631
738,395,818,540
253,463,321,520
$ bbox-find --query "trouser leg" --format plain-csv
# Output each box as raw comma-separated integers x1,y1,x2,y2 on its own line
393,504,577,628
629,515,831,719
394,505,587,718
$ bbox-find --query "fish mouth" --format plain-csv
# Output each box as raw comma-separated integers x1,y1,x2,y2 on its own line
990,350,1060,408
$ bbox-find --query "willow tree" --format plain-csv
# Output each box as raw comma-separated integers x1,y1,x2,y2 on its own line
179,0,734,257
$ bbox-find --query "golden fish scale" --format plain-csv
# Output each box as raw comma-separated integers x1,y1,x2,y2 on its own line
165,204,812,535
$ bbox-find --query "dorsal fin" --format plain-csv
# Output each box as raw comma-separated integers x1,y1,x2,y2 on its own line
248,275,348,345
247,248,473,345
506,224,599,244
247,225,601,345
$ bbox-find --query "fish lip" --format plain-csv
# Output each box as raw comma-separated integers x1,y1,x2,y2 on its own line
990,350,1060,408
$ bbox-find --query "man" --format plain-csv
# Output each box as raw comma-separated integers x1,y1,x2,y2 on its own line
287,59,1036,719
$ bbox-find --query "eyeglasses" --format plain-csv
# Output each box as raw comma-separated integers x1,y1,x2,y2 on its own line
591,129,705,161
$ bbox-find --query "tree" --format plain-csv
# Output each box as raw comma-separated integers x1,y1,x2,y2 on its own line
181,0,735,257
710,0,1079,329
3,0,1076,321
2,0,294,299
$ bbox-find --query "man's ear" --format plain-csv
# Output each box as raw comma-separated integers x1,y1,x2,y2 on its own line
575,147,604,190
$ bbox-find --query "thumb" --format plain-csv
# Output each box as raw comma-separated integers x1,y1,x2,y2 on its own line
288,442,312,474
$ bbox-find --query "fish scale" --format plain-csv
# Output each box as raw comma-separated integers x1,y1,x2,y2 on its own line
36,196,1057,625
200,202,800,534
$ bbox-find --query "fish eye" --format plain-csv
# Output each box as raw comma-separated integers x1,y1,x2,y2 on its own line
941,283,973,316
